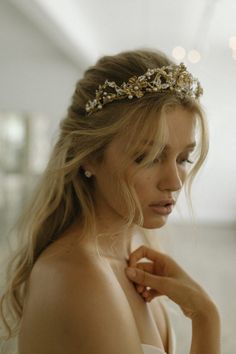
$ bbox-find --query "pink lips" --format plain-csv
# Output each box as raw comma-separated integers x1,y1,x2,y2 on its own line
149,199,175,216
149,199,176,207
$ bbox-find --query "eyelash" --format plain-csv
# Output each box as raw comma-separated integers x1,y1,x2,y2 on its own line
134,154,194,166
179,159,194,165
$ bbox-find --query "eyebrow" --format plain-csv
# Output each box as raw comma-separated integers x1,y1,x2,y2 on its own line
141,140,196,149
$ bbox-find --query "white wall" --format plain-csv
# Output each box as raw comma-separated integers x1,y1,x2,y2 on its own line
149,223,236,354
0,0,81,139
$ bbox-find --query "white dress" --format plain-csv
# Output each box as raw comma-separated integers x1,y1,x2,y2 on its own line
141,298,176,354
141,343,167,354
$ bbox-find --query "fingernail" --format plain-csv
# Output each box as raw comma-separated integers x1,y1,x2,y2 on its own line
137,285,143,293
126,267,136,277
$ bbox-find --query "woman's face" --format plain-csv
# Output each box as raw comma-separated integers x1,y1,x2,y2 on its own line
84,105,196,229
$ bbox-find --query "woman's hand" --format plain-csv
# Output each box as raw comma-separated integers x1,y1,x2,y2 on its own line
125,245,216,320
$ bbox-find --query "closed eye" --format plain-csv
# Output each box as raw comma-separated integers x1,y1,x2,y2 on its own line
134,153,161,164
178,158,194,165
178,150,195,165
134,153,195,166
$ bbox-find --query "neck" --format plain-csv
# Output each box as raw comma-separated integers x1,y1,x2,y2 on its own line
91,215,134,262
70,214,136,263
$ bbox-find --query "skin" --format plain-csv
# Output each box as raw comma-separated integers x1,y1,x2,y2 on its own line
78,105,196,262
19,106,220,354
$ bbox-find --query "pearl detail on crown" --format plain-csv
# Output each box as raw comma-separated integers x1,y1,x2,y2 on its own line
85,62,203,115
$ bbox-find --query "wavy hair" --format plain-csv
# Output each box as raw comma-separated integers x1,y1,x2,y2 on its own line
0,48,209,344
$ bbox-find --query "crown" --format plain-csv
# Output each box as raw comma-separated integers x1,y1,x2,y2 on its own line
85,62,203,115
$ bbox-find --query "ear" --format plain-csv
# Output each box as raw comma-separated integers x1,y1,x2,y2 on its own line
80,158,96,175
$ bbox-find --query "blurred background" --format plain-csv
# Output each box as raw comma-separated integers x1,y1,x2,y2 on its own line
0,0,235,353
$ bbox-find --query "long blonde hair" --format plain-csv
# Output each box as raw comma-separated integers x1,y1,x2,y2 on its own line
0,48,209,342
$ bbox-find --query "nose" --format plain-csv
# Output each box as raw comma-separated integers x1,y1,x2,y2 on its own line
157,162,183,192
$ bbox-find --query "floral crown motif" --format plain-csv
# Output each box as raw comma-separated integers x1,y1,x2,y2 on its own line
85,62,203,115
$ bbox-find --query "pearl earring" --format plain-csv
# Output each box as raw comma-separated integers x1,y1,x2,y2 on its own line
84,170,92,178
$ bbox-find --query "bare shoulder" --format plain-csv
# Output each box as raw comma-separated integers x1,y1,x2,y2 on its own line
19,242,143,354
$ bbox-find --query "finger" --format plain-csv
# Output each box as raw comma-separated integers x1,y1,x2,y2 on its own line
136,261,154,274
128,245,169,273
141,288,163,300
136,284,145,293
125,266,171,295
129,245,183,278
131,262,153,294
128,245,164,267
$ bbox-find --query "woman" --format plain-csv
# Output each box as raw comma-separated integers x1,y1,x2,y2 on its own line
0,49,220,354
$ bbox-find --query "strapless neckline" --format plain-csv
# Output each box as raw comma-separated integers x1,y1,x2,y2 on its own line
141,343,167,354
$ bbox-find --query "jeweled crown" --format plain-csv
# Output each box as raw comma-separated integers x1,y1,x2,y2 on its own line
85,62,203,115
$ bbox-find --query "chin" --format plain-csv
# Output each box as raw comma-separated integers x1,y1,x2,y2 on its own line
142,215,168,229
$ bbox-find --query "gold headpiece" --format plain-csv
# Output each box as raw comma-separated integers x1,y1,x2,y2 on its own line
85,62,203,115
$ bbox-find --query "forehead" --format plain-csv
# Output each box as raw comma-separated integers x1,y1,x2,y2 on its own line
107,106,196,157
165,107,196,147
119,107,196,149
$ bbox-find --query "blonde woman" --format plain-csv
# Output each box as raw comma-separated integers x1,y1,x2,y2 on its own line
0,49,220,354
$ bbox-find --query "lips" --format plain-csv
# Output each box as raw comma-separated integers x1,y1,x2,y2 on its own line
149,199,175,216
149,199,176,207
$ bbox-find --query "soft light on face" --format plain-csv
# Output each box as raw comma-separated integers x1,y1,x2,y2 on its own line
85,106,197,230
131,106,196,228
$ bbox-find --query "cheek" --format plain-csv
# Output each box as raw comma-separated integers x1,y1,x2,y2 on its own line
179,167,188,183
133,174,153,202
95,168,118,200
104,178,120,200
